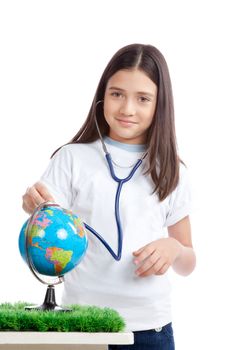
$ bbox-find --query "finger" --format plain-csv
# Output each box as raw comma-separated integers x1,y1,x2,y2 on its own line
27,186,47,206
133,245,157,265
133,246,145,256
155,263,170,275
139,260,168,277
151,258,169,275
22,199,32,214
137,266,156,277
135,251,161,276
22,196,34,214
35,182,54,201
133,242,154,256
22,193,38,214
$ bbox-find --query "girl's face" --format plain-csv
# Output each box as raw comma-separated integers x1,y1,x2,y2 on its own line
103,69,157,144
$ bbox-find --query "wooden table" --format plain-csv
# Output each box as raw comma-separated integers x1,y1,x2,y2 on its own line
0,331,134,349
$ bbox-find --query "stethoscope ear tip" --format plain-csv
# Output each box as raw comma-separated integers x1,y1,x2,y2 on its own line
95,100,104,106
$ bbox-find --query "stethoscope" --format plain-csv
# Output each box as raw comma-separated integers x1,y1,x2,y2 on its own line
83,101,148,261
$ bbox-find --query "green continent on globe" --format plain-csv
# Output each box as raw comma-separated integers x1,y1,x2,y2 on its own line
25,211,52,247
45,247,73,274
25,225,45,248
63,209,85,238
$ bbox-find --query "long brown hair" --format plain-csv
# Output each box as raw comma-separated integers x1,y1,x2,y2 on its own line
53,43,180,201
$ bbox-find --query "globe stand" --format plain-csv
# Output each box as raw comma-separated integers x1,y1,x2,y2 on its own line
24,202,72,312
25,285,71,312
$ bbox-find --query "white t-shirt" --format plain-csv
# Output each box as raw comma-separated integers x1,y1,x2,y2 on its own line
40,137,191,331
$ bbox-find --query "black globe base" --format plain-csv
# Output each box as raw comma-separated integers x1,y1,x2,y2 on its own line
25,285,71,312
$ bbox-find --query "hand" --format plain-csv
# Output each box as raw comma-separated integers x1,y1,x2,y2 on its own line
133,238,182,277
22,182,54,214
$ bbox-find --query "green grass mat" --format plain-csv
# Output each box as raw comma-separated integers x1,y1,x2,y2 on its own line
0,302,125,332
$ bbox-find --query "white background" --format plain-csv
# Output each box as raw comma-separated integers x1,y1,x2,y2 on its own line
0,0,233,348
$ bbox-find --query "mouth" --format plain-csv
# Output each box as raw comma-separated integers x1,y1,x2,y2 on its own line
116,118,138,126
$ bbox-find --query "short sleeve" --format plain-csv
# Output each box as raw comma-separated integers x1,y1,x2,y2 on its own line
164,163,192,227
40,146,73,209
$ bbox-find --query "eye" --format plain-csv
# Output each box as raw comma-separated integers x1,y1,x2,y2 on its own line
110,91,123,98
138,96,151,103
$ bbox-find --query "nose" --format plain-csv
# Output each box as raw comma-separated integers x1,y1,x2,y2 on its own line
119,98,136,116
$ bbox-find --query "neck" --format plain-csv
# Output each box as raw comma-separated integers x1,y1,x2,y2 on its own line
104,136,146,153
108,132,146,145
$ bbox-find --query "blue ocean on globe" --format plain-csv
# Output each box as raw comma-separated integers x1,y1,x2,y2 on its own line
19,205,88,276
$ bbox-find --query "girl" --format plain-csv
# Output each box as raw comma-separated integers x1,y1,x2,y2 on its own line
22,43,196,350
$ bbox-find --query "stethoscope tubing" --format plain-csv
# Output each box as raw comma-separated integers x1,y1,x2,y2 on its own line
83,101,145,261
84,155,142,261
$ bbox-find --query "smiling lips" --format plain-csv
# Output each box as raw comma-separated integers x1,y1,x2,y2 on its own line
116,118,138,126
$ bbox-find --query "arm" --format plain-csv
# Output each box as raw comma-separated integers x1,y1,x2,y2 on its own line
133,216,196,277
167,216,196,276
22,147,73,214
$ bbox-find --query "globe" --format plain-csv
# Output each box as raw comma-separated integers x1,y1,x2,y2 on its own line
19,204,88,277
18,203,88,312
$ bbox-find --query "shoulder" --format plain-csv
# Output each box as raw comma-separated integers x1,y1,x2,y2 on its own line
164,161,192,226
51,140,103,171
167,161,191,200
169,161,191,201
178,161,190,186
54,140,101,158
